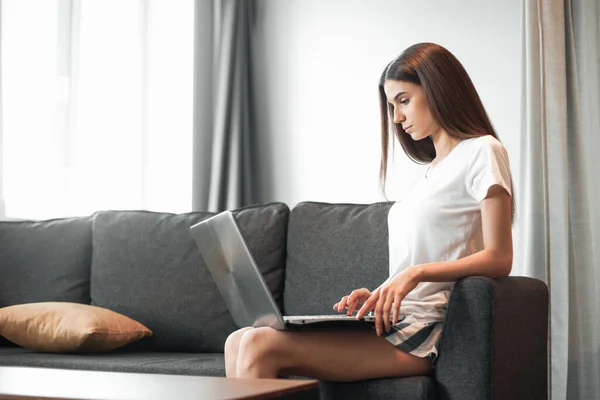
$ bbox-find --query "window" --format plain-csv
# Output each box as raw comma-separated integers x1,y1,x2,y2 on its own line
1,0,194,219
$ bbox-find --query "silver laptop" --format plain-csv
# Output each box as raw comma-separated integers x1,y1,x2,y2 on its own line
190,210,395,330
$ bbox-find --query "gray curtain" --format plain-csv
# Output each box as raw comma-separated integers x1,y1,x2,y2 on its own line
192,0,256,212
518,0,599,399
0,0,5,219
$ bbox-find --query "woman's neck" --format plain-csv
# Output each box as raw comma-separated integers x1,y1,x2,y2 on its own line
430,131,462,163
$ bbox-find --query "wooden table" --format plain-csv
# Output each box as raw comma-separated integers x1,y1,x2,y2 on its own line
0,367,319,400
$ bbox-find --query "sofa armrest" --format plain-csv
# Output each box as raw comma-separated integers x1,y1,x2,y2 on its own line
435,276,548,400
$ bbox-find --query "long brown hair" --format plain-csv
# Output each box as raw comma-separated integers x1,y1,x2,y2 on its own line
379,42,514,220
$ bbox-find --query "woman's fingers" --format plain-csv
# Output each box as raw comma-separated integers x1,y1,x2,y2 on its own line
353,288,370,298
392,294,402,325
346,299,358,315
382,294,394,333
374,291,387,336
346,289,366,314
356,290,378,320
339,287,406,333
333,296,349,312
335,288,371,315
339,296,349,312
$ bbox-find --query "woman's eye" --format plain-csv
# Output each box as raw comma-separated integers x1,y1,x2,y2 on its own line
400,99,409,105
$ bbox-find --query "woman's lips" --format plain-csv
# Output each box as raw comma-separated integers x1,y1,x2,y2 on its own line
404,125,413,133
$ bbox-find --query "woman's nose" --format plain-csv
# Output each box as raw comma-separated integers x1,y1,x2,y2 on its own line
393,109,405,124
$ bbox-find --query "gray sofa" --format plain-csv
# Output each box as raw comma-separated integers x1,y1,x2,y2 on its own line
0,201,548,400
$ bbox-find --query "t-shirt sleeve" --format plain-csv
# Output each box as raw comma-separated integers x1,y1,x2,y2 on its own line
467,136,512,202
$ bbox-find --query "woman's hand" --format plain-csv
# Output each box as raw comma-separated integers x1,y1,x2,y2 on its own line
332,288,371,316
355,266,421,336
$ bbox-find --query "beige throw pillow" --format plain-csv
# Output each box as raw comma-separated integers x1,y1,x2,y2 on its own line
0,302,152,353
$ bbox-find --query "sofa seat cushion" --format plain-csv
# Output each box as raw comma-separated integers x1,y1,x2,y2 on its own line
319,376,436,400
0,348,435,399
0,348,226,376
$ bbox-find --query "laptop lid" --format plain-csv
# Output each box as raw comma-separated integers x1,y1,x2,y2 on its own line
189,211,286,330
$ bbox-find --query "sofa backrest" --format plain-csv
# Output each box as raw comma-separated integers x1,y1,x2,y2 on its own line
0,217,93,308
0,217,93,347
284,202,392,316
89,202,289,353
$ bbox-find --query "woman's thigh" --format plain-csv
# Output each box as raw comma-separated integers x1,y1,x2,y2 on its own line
243,327,432,382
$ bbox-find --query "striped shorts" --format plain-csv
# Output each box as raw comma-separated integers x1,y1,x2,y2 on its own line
383,320,445,363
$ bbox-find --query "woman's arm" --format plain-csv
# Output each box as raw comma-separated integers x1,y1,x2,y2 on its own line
356,185,513,335
415,184,513,281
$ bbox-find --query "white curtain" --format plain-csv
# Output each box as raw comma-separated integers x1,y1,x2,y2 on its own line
518,0,600,399
1,0,194,220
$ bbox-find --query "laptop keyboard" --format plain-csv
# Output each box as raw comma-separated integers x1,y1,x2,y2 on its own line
285,315,358,320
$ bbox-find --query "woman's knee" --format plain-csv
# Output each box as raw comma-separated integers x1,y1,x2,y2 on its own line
236,328,281,376
224,327,254,357
238,328,279,362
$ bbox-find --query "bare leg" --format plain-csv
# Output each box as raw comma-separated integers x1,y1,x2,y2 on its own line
236,327,432,381
224,327,254,377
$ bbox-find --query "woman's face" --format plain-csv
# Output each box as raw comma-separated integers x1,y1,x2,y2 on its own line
383,80,441,141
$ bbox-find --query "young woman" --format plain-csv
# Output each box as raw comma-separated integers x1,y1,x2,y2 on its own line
223,42,514,381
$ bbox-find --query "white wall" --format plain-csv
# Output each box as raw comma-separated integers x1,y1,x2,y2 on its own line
252,0,522,208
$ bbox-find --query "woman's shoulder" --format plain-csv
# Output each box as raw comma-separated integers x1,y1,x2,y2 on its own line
464,134,503,147
461,134,511,182
462,134,507,157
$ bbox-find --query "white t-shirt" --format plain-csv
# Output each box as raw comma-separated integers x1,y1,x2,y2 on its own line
386,135,512,324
